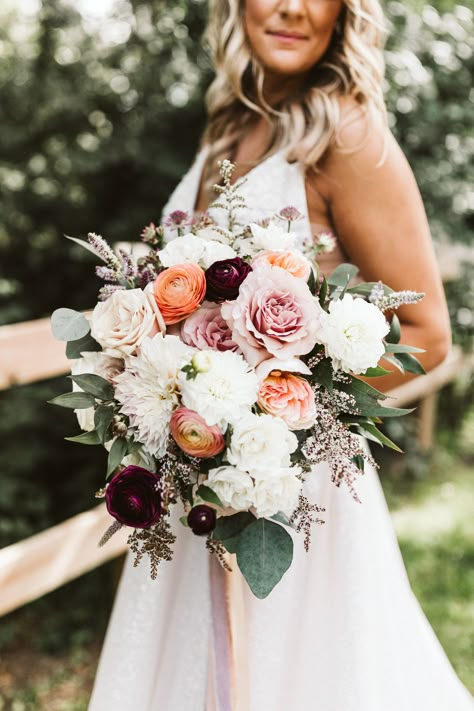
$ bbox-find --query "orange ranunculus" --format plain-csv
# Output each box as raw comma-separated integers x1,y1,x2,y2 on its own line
170,407,225,458
251,249,312,280
257,371,316,430
153,263,206,325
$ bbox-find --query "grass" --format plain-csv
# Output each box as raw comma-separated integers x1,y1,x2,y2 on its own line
1,426,473,707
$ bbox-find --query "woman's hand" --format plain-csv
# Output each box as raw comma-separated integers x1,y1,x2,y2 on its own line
314,98,451,392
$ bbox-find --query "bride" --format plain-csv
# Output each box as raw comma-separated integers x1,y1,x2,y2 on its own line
89,0,473,708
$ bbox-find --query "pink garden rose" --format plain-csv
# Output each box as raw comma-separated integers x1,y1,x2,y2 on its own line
180,301,240,352
257,370,316,430
221,267,325,366
170,407,225,458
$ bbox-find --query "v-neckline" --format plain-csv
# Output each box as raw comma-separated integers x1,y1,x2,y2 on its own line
190,145,287,216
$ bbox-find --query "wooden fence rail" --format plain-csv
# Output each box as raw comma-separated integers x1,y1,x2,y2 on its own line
0,317,470,619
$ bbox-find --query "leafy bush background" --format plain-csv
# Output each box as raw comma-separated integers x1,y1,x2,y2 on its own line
0,0,472,658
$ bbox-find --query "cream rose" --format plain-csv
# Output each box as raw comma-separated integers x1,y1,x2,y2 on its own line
252,467,302,518
206,465,255,511
226,412,298,474
90,285,165,356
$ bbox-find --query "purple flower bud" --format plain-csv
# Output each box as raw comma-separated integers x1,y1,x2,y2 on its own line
105,465,162,529
205,257,252,303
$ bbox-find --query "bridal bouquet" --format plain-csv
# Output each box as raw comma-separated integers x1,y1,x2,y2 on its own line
50,161,424,598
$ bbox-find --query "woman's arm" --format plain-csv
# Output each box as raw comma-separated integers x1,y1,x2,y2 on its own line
316,99,451,392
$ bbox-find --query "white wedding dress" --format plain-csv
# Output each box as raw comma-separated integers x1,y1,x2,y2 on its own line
89,148,474,711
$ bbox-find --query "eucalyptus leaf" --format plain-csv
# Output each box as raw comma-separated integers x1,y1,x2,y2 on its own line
385,343,425,354
270,511,294,528
48,392,95,409
327,263,359,288
51,308,90,342
65,430,101,445
196,485,223,508
66,333,101,359
70,373,114,401
106,437,129,478
214,512,255,542
236,518,294,599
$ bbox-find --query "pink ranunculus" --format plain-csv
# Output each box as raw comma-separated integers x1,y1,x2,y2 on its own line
251,249,312,281
258,370,317,430
221,267,325,366
180,301,241,353
170,407,225,458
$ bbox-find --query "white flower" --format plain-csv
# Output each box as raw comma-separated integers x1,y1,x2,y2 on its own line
158,233,207,267
250,223,299,252
200,240,236,269
178,350,258,427
226,412,298,474
90,285,165,357
114,333,195,457
70,352,124,432
315,231,336,254
206,465,254,511
253,467,302,518
319,294,389,374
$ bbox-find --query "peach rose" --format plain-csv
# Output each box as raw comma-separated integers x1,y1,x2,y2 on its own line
170,407,225,458
251,249,312,280
153,263,206,325
257,371,316,430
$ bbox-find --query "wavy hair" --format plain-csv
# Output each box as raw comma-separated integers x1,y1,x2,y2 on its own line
201,0,388,192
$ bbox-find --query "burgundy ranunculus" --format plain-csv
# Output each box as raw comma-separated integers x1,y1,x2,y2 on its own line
105,465,162,529
205,257,252,302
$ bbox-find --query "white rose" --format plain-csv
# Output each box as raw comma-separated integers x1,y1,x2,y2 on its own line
158,233,207,267
319,294,389,374
201,240,237,269
226,413,298,474
206,465,254,511
90,285,165,357
70,352,124,432
253,467,302,518
250,223,299,251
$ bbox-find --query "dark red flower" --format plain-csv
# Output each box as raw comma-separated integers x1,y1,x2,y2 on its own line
205,257,252,302
105,465,162,529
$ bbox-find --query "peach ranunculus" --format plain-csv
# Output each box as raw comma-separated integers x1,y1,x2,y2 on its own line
251,249,312,281
170,407,225,458
153,263,206,325
257,370,316,430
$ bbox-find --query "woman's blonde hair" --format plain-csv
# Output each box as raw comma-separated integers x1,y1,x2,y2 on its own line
202,0,388,189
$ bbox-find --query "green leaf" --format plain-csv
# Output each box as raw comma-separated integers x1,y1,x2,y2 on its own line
196,485,224,508
180,515,190,528
236,518,294,599
65,430,101,445
338,377,412,418
270,511,294,528
352,454,365,471
309,357,333,391
94,405,114,443
392,352,426,375
51,308,90,342
66,333,101,359
381,353,405,373
70,373,114,401
347,282,394,298
386,314,401,344
48,392,95,409
317,276,327,307
362,365,392,377
356,423,403,452
327,263,359,288
307,267,317,295
384,343,425,354
106,437,128,478
214,512,255,542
